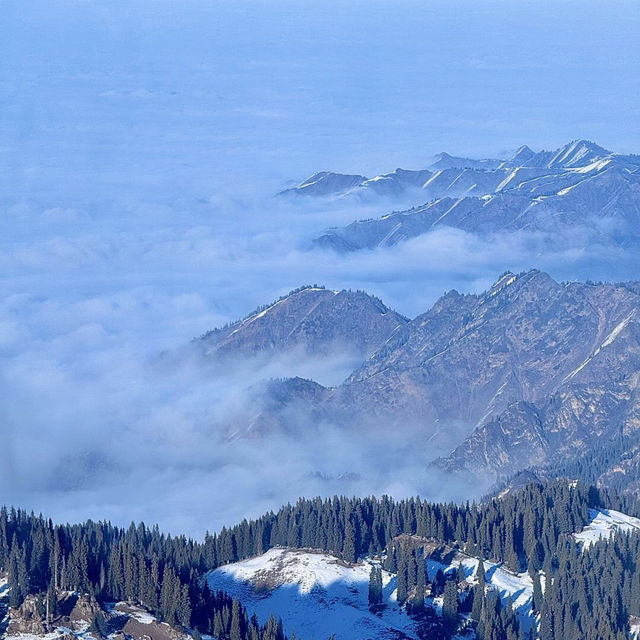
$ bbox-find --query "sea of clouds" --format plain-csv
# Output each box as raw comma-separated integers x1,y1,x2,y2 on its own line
1,0,639,536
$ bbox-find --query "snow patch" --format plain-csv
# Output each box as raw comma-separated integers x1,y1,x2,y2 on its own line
482,273,517,302
208,548,419,640
427,551,536,633
574,508,640,548
601,311,635,348
562,311,635,382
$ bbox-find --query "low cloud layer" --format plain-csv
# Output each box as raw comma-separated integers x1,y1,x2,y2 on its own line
2,0,640,537
2,191,636,536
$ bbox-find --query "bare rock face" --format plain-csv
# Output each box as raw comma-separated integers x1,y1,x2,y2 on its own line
7,594,47,635
229,377,332,438
226,271,640,479
199,286,408,364
337,270,639,425
69,592,103,628
114,602,188,640
191,270,640,482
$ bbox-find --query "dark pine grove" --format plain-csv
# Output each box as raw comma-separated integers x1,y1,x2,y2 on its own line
3,480,640,639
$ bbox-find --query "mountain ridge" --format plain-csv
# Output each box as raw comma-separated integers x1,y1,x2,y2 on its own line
277,140,640,253
194,270,640,483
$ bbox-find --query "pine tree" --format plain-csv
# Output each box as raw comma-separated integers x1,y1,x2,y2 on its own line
471,583,484,622
476,559,486,586
383,545,397,573
178,584,192,627
397,547,408,604
91,610,108,637
343,517,357,564
412,551,425,613
443,578,458,632
46,578,57,624
531,570,543,614
230,599,242,640
368,565,383,609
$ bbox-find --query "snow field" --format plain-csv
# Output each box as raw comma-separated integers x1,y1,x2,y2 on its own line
573,508,640,548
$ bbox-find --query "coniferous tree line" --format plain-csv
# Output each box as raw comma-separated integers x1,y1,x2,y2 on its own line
0,509,293,640
3,480,640,638
382,539,426,611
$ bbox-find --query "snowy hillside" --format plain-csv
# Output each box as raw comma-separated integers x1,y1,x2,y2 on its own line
424,549,537,635
207,548,420,640
573,508,640,548
207,546,543,639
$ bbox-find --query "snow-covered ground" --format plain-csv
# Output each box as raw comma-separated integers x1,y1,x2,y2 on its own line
427,551,537,634
104,601,158,625
574,508,640,548
4,633,86,640
208,548,421,640
208,545,541,639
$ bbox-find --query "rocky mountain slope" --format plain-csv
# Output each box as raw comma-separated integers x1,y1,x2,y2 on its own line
294,140,640,252
198,286,408,364
340,270,640,473
196,271,640,480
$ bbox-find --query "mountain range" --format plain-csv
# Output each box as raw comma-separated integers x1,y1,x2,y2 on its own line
279,140,640,252
194,270,640,486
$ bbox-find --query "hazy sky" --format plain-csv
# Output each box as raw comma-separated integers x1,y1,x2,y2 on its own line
1,0,639,536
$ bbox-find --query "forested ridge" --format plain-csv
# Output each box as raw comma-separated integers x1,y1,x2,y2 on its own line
2,480,640,639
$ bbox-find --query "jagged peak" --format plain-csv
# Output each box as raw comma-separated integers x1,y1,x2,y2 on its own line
199,285,332,339
509,145,536,163
481,269,560,303
199,285,408,341
299,170,367,185
483,271,519,300
299,170,332,184
564,138,610,154
546,139,612,168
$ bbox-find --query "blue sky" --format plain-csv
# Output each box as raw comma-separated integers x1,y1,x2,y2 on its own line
2,0,639,200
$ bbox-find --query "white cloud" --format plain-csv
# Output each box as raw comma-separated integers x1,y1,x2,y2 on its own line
1,0,639,536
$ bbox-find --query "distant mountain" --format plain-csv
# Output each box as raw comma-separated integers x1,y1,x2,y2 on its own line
199,285,408,363
428,151,502,171
279,171,368,198
524,139,612,169
334,271,640,456
302,140,640,251
202,272,640,481
278,168,436,200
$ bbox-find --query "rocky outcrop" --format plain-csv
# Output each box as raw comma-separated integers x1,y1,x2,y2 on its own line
5,592,188,640
7,594,47,635
69,593,104,628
